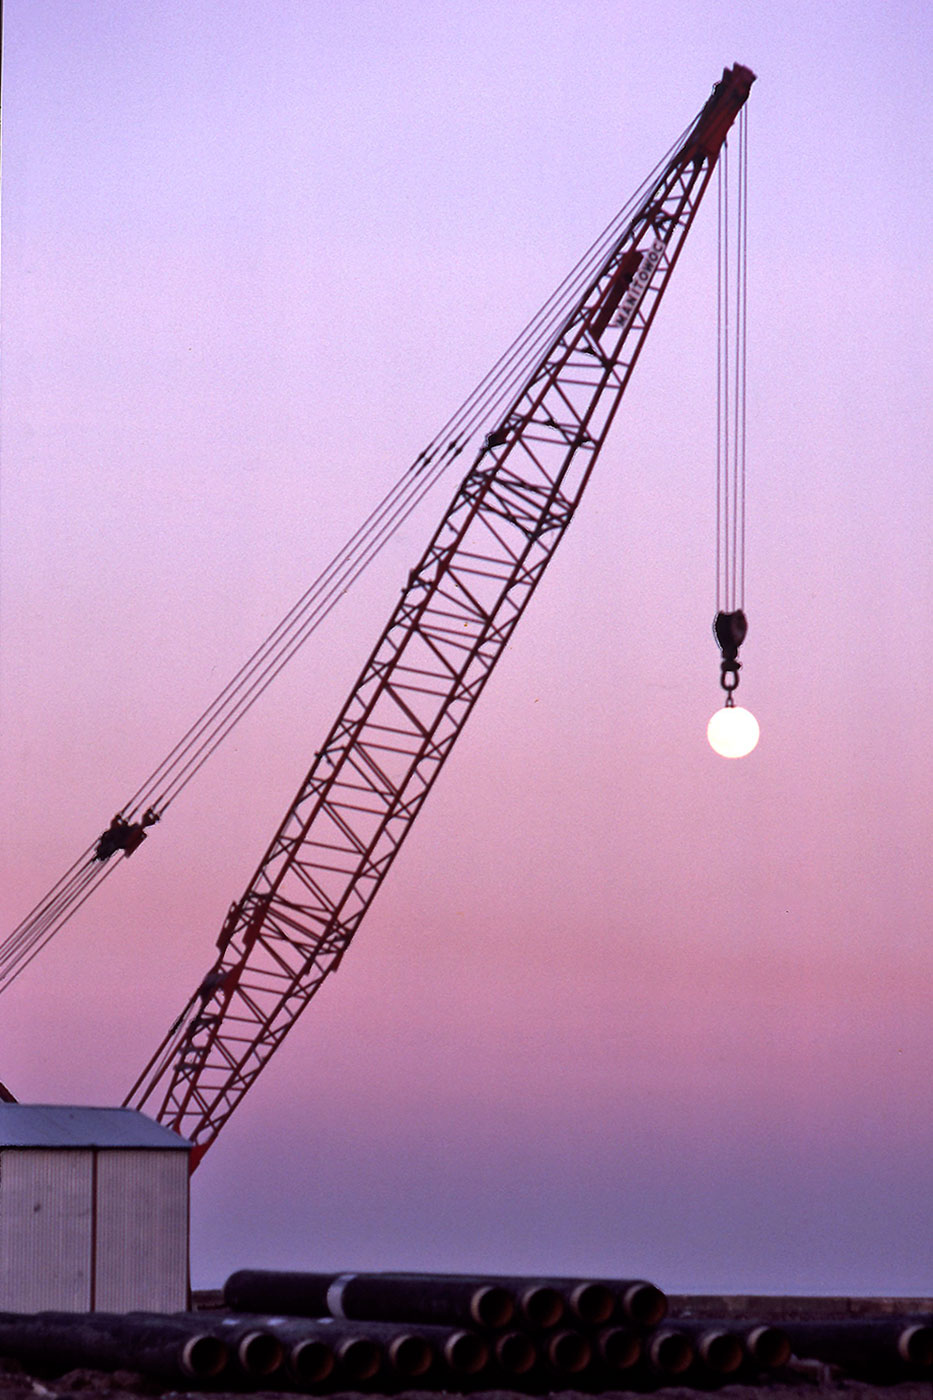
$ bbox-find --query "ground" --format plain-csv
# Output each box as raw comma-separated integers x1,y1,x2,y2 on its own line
1,1363,931,1400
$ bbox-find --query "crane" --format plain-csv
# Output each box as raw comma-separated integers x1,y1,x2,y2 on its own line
125,65,755,1169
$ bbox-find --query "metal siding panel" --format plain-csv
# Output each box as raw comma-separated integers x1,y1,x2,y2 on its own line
0,1149,93,1311
93,1150,189,1312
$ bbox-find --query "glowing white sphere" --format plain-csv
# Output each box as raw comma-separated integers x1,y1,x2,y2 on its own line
707,705,760,758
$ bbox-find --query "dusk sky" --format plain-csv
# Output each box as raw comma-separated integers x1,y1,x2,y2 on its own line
1,2,930,1296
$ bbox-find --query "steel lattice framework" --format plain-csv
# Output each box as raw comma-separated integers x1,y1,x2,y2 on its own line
127,66,754,1166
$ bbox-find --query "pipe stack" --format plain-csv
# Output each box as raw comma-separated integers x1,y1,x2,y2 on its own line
222,1268,681,1389
3,1281,920,1391
0,1311,231,1385
782,1317,933,1384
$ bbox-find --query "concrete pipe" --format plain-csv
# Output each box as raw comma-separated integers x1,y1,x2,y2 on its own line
690,1325,745,1376
539,1276,666,1326
225,1269,514,1330
173,1311,284,1379
306,1318,434,1379
742,1323,792,1369
616,1279,668,1326
489,1329,538,1376
564,1281,616,1325
536,1277,617,1325
60,1312,231,1378
263,1313,493,1383
264,1320,383,1384
287,1336,336,1386
513,1284,564,1329
783,1319,933,1378
226,1316,337,1385
542,1328,592,1375
397,1271,630,1328
0,1312,229,1384
645,1326,695,1376
439,1327,490,1376
215,1327,282,1378
386,1330,433,1378
468,1276,563,1328
665,1318,746,1376
336,1272,513,1329
224,1269,332,1316
592,1325,642,1372
334,1333,383,1383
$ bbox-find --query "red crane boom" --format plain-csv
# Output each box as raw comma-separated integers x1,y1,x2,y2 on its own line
126,66,755,1168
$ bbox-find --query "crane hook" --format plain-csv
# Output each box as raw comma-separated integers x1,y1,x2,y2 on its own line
713,609,747,707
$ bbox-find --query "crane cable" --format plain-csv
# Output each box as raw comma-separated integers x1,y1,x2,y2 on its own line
716,104,748,615
1,122,694,995
713,106,749,700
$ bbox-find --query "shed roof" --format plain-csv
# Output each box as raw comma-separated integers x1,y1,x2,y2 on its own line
0,1105,191,1150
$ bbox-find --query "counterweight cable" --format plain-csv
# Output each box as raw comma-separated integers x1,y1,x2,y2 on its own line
1,123,692,995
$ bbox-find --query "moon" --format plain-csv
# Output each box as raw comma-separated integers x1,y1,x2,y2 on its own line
707,705,760,758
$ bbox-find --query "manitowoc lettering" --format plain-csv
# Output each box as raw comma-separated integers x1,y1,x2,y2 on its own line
612,239,666,330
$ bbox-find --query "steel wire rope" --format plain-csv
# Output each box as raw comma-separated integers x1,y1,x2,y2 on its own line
0,869,91,977
1,123,692,994
0,846,96,956
717,141,731,613
119,135,687,816
124,254,606,812
716,107,749,619
736,106,748,608
0,853,100,969
0,864,112,994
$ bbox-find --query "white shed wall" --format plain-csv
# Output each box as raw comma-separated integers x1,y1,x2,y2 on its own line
94,1149,189,1311
0,1149,93,1311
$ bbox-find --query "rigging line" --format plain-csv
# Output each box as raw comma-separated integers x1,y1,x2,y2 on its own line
0,851,106,952
0,867,104,983
142,415,517,807
0,869,92,964
714,111,749,619
730,123,742,616
727,105,747,613
737,105,749,607
128,205,647,815
2,124,694,989
153,430,494,803
122,470,448,812
152,451,468,808
125,129,694,816
0,881,97,977
149,199,669,811
717,142,728,613
0,862,116,995
716,150,724,614
122,203,625,816
0,845,97,952
717,142,733,613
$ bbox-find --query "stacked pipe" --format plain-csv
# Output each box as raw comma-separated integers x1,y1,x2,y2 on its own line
224,1269,525,1389
222,1268,709,1389
782,1317,933,1384
658,1316,791,1388
0,1311,232,1385
0,1288,924,1391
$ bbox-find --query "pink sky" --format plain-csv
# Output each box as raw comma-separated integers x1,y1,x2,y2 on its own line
1,2,930,1294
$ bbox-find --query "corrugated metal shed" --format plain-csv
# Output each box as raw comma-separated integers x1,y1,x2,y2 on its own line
0,1104,190,1150
0,1105,191,1313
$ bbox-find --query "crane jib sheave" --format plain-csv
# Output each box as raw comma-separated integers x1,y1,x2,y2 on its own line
125,66,755,1168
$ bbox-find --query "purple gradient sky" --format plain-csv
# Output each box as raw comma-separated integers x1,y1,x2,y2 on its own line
1,2,930,1294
